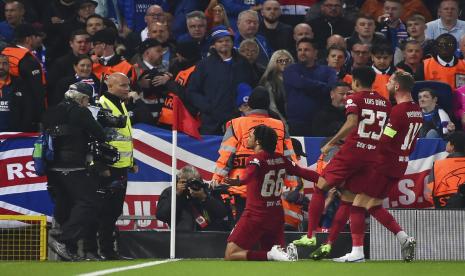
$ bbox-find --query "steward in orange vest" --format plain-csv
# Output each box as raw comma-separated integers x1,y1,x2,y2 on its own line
2,24,47,131
211,86,296,219
90,29,136,94
415,33,465,90
426,131,465,208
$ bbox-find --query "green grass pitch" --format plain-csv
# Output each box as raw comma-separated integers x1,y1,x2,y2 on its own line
1,259,464,276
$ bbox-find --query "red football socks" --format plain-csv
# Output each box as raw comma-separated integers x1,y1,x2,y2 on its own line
350,206,366,247
247,250,268,261
307,186,326,237
327,200,351,244
368,205,402,234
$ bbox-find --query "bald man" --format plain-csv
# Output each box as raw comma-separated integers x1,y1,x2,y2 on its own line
291,23,314,58
90,72,138,260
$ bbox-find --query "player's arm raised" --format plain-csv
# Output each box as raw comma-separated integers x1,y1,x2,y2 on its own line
285,159,319,183
321,113,358,156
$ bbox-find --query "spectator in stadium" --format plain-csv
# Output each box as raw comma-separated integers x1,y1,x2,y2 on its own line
61,0,98,38
395,40,423,75
140,4,166,42
259,0,293,54
349,42,372,71
418,88,455,138
186,25,253,135
326,45,351,83
52,55,99,107
325,34,351,73
222,0,264,32
204,2,231,33
47,29,91,97
371,42,395,100
177,11,209,57
91,29,136,89
290,23,314,58
168,0,199,39
306,0,353,50
238,39,265,86
144,22,175,72
85,14,105,36
345,14,387,50
0,53,31,131
425,0,465,43
376,0,408,51
0,0,25,43
156,165,230,231
45,82,105,261
234,10,272,68
283,37,337,136
2,23,46,131
259,49,294,124
360,0,432,23
311,82,350,137
415,33,465,90
427,131,465,208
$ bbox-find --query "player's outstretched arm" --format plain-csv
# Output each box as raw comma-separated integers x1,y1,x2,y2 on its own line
321,113,358,155
285,160,319,183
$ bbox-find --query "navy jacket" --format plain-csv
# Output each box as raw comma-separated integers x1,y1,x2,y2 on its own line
283,62,337,125
186,48,253,135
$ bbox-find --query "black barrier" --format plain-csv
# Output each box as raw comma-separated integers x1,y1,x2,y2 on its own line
118,231,370,259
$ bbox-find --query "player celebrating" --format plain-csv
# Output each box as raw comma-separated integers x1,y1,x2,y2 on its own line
224,125,319,261
293,66,392,252
339,71,423,262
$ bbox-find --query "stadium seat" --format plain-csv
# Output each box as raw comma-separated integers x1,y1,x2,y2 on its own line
412,81,453,113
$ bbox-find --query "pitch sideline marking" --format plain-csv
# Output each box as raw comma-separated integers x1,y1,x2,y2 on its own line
77,258,181,276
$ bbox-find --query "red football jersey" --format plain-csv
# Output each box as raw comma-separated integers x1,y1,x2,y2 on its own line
241,151,318,218
376,101,423,177
339,90,392,160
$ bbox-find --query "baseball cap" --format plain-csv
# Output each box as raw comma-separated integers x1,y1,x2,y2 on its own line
236,83,252,108
78,0,98,8
68,82,94,98
210,25,233,43
91,29,116,45
291,138,307,157
138,38,161,55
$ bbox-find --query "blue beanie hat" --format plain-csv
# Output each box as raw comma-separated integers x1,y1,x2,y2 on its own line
236,83,252,107
210,25,233,43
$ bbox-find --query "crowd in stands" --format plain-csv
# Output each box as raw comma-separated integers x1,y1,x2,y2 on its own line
1,0,465,138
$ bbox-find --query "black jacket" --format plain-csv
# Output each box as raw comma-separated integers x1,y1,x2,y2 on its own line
307,16,354,50
0,76,33,131
156,186,230,231
42,99,106,169
186,48,253,135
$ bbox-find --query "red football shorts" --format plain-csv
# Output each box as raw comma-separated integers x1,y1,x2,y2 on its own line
321,153,372,189
227,212,284,251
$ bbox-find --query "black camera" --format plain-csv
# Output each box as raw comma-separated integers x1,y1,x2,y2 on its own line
97,108,127,128
88,141,120,165
185,179,208,191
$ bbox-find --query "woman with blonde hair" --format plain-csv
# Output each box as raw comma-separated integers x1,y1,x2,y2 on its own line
259,50,294,124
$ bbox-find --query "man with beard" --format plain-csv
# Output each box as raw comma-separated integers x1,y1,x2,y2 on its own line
258,1,293,53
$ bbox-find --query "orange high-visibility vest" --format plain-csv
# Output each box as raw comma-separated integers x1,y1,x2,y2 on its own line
158,65,196,126
372,73,390,100
427,157,465,208
92,57,136,83
212,112,296,197
2,46,46,85
423,57,465,90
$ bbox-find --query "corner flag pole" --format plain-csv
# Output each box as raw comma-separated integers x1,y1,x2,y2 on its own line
170,128,177,259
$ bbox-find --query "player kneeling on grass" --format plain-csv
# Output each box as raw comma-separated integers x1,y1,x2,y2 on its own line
224,125,319,261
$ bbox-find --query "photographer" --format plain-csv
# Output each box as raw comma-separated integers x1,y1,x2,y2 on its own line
44,82,106,261
156,165,230,231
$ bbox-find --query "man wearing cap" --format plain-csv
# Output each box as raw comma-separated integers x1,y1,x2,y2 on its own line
211,86,296,220
0,0,25,43
426,131,465,208
2,23,46,131
91,29,136,91
44,82,106,261
186,25,253,135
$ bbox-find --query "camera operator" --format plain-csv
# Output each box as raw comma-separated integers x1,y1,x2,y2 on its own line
156,165,230,231
44,82,106,261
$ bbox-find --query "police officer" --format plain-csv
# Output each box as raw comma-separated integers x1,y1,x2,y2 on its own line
96,72,138,260
44,82,106,261
2,23,46,131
